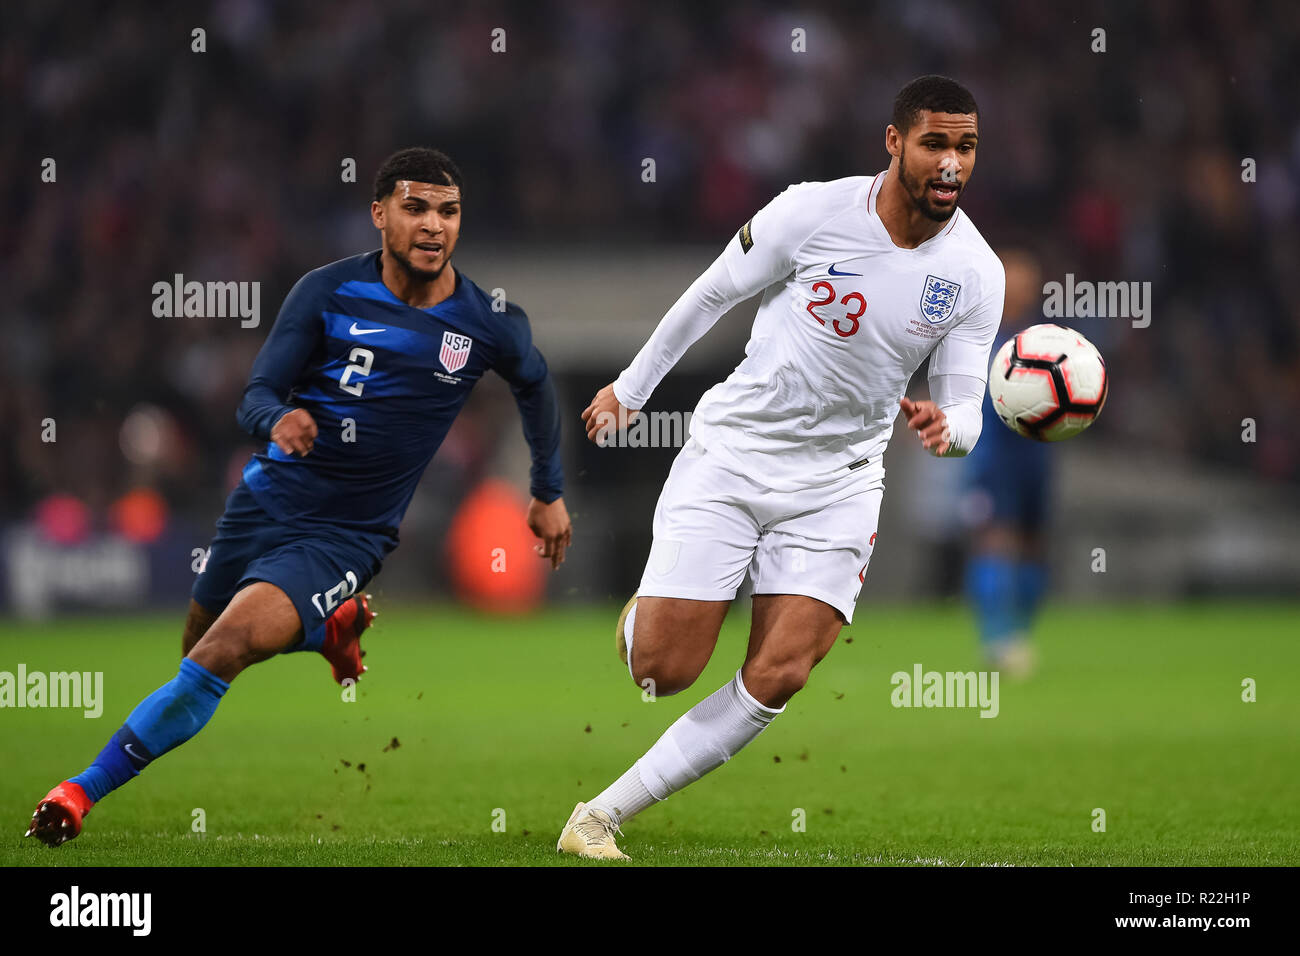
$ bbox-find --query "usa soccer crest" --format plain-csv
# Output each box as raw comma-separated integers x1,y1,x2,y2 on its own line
919,275,961,324
439,331,473,374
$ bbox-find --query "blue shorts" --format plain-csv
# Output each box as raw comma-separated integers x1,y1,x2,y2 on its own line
191,482,399,648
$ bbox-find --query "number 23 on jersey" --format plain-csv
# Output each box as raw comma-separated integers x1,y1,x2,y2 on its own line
806,281,865,338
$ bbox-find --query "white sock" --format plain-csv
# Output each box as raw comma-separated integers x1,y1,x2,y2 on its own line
589,669,783,825
623,601,637,679
587,764,658,825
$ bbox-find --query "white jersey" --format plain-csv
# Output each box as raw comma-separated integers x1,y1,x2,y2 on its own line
613,173,1006,490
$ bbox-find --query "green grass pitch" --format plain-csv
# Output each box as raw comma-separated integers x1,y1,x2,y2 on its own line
2,601,1297,866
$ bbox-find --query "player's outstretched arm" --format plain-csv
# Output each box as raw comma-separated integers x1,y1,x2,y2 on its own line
592,184,819,445
492,302,568,568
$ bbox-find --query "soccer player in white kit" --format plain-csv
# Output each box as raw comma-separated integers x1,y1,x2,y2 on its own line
558,75,1006,859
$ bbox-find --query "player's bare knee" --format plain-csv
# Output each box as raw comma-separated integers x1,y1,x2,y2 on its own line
630,646,703,697
188,618,275,680
630,663,697,698
770,661,813,700
745,654,816,707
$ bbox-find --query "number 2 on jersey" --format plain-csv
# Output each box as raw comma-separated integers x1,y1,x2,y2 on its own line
338,347,374,396
806,281,865,338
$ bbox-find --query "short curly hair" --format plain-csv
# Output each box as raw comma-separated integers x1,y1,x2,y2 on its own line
892,75,978,134
373,147,464,202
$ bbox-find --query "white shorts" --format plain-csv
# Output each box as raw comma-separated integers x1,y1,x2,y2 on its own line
638,438,884,624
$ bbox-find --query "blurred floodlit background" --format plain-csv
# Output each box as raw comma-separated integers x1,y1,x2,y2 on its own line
2,0,1297,619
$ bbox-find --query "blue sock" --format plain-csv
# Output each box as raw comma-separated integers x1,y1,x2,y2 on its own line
1013,561,1048,633
966,555,1018,648
69,658,230,803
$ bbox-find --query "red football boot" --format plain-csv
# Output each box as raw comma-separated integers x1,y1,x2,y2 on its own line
25,781,94,847
320,593,377,684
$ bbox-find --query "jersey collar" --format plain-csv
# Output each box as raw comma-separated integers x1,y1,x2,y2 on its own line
369,250,465,312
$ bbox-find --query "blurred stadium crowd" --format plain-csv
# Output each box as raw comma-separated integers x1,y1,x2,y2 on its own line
1,0,1297,541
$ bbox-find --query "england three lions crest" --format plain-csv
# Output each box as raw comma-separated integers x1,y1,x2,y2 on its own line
439,331,473,374
919,275,961,324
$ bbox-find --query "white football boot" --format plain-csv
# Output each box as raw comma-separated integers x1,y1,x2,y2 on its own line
557,802,630,860
988,634,1038,680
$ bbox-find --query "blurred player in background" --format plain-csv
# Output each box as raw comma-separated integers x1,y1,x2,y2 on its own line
560,76,1004,859
26,147,571,846
961,249,1049,678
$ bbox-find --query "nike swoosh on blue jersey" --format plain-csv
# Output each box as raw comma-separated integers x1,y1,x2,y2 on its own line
827,263,862,277
349,322,386,335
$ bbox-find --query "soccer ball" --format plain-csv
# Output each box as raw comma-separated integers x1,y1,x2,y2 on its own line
988,324,1108,441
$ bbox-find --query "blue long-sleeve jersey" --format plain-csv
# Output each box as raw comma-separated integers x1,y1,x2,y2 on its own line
236,251,563,535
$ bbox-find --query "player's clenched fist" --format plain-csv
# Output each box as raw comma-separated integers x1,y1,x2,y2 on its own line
271,408,319,457
580,383,640,445
899,397,951,457
527,496,572,569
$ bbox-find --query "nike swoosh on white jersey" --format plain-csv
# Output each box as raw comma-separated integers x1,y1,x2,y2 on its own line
349,323,386,335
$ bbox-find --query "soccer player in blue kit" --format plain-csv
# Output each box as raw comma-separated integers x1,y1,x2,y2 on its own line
25,148,571,846
962,249,1049,677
